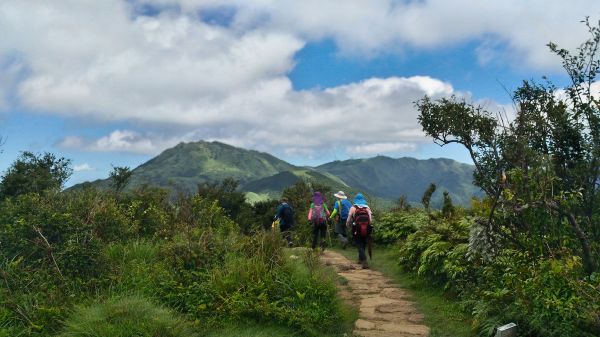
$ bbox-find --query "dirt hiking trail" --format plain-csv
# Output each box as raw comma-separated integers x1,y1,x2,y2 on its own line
320,250,430,337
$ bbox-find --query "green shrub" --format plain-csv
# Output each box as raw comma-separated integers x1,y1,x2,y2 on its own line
388,206,600,337
58,296,197,337
372,210,426,244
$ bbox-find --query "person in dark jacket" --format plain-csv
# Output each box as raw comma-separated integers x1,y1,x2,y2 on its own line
274,197,294,246
330,191,352,248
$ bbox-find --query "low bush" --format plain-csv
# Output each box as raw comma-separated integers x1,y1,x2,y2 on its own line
372,210,427,244
58,296,197,337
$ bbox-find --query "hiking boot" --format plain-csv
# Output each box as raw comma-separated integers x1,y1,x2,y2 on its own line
361,260,369,269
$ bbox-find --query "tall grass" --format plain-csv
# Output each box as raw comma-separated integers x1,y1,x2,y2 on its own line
59,296,197,337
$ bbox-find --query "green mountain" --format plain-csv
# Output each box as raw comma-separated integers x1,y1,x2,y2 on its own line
72,140,480,206
78,141,296,193
316,156,481,206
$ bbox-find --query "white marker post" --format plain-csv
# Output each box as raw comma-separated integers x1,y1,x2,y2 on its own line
495,323,517,337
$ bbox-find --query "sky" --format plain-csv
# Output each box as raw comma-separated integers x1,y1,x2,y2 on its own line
0,0,599,186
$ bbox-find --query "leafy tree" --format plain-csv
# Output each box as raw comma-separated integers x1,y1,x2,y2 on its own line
421,183,436,212
0,151,72,198
394,194,411,211
442,191,454,218
197,177,247,223
109,166,133,193
416,19,600,273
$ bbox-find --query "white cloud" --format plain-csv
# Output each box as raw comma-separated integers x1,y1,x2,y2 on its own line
0,1,303,123
58,76,456,157
73,163,94,172
58,130,187,154
2,0,597,160
348,142,418,156
146,0,599,69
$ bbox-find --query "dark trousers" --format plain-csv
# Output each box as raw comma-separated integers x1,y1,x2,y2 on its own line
312,222,327,249
280,225,293,246
355,235,368,262
335,218,348,245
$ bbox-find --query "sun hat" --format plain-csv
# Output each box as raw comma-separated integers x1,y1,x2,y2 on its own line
313,191,324,206
353,193,368,207
334,191,347,199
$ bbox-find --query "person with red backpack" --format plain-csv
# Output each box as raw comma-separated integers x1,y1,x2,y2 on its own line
307,191,330,251
346,193,373,268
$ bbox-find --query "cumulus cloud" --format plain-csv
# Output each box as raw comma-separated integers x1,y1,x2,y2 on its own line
2,0,596,159
57,76,456,156
73,163,94,172
146,0,599,68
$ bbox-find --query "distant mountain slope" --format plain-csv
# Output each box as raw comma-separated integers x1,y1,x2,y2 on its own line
316,156,481,206
241,169,353,198
71,141,480,206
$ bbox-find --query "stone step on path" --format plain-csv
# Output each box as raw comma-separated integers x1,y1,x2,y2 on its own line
320,250,430,337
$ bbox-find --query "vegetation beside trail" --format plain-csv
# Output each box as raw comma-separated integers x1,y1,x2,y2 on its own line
0,171,354,337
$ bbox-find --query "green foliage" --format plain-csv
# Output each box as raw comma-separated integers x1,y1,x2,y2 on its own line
0,183,351,337
416,19,600,274
413,23,600,336
371,210,427,244
441,191,454,218
109,166,133,193
397,214,471,284
421,183,437,211
58,296,197,337
0,152,72,198
382,206,600,336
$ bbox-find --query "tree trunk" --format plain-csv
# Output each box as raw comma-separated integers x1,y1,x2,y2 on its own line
565,212,596,274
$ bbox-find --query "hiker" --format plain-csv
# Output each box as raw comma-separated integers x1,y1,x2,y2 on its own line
330,191,352,248
346,193,373,268
274,197,294,246
307,191,330,250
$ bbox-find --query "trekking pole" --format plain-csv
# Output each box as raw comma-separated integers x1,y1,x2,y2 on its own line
327,218,333,248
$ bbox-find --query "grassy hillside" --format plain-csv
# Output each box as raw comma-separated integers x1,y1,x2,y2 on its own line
75,141,297,193
316,156,481,206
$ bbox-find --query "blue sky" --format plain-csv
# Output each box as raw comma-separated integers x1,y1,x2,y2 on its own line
0,1,598,186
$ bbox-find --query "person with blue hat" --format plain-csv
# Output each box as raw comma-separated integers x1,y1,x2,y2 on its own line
346,193,373,268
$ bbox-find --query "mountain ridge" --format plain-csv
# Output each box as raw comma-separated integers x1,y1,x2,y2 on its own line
72,140,481,206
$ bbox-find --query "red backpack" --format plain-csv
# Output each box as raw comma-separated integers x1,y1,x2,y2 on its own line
353,207,372,238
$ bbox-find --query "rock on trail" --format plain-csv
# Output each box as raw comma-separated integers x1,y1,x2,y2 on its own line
320,250,430,337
